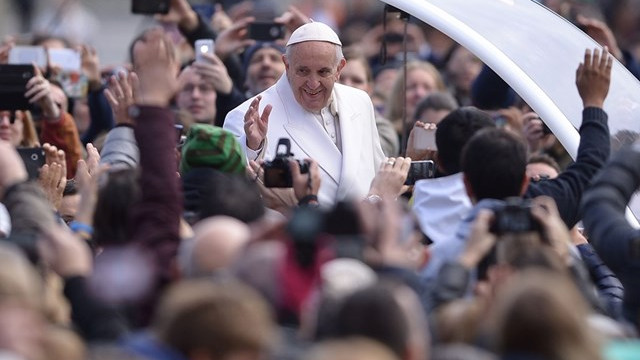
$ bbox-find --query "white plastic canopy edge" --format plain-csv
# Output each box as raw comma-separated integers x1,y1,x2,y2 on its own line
379,0,640,226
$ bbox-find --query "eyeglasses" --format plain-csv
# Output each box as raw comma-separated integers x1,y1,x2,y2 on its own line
0,112,18,124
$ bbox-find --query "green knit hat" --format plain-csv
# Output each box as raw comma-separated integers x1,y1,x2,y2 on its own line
179,124,246,175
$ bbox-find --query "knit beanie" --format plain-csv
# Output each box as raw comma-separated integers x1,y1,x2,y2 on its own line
179,124,246,175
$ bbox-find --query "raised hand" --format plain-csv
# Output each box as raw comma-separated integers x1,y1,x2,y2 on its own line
155,0,199,32
576,15,623,60
80,45,102,91
244,96,271,150
38,143,66,210
104,71,139,125
368,156,412,200
530,196,572,265
131,28,179,107
214,17,255,61
459,209,497,268
85,143,101,175
0,39,13,64
25,66,60,118
191,52,233,94
406,121,437,161
274,5,310,36
576,47,613,108
211,3,233,33
521,112,545,153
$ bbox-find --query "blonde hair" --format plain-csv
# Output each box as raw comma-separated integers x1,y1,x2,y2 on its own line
385,61,446,133
20,110,40,147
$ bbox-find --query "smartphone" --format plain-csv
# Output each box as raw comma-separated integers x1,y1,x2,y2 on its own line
17,147,45,180
194,39,214,63
0,65,34,111
48,48,81,72
412,126,437,151
131,0,170,15
248,22,285,41
405,160,435,185
8,46,47,68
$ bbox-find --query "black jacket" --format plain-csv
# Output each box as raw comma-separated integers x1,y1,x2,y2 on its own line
525,107,610,228
581,145,640,325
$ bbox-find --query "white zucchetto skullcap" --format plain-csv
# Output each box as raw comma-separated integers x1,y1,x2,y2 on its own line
286,21,342,47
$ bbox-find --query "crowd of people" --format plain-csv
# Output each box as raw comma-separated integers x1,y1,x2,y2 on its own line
1,0,640,359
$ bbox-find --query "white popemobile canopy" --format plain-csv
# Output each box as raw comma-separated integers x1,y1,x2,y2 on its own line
380,0,640,224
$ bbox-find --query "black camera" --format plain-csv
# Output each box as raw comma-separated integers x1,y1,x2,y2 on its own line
489,197,542,235
263,138,309,188
248,22,285,41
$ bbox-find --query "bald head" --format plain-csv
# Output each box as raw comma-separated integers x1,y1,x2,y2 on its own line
180,216,251,277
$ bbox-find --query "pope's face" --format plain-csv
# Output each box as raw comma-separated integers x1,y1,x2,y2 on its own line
284,41,345,113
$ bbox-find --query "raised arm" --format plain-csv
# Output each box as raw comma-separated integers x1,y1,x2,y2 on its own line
525,48,613,228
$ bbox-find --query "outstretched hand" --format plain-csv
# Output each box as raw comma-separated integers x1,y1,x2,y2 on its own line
131,28,179,107
192,52,233,95
214,17,255,61
244,96,271,150
25,66,60,119
155,0,199,32
104,71,139,125
368,157,411,200
80,45,102,91
576,47,613,109
38,143,67,211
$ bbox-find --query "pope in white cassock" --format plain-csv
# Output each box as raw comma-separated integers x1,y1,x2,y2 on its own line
224,21,386,207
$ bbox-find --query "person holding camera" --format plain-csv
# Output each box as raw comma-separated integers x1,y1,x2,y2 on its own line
224,21,385,208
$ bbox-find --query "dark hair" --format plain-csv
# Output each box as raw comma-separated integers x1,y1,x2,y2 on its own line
461,128,527,201
413,91,459,121
527,153,561,174
93,168,140,247
182,168,265,223
435,107,495,175
331,284,409,359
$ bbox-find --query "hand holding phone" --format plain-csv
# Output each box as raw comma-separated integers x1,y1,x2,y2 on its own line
17,147,45,180
412,126,437,151
404,160,435,185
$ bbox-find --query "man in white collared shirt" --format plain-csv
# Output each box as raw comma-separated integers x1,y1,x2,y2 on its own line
224,22,385,207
